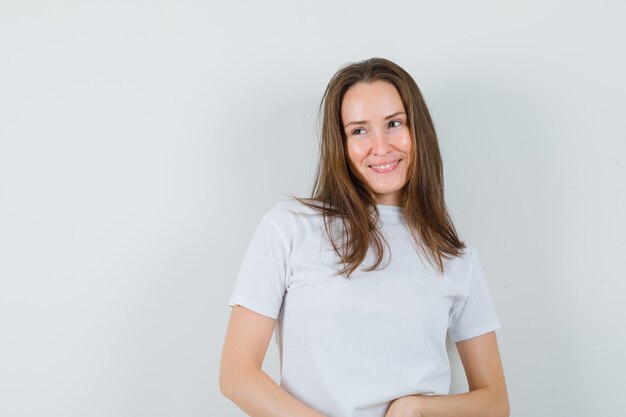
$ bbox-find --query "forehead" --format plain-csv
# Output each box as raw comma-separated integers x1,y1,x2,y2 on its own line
341,80,405,120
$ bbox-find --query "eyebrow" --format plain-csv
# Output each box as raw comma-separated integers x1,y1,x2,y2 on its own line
343,111,406,128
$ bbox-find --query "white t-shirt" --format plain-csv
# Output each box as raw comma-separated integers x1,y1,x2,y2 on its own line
228,200,501,417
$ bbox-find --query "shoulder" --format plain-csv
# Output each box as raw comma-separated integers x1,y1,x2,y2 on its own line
259,199,323,237
442,244,479,279
263,199,322,223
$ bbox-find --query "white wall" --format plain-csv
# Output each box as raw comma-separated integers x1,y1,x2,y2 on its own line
1,1,624,416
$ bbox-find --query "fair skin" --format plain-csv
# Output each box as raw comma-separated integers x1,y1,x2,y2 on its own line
342,80,412,207
220,80,509,417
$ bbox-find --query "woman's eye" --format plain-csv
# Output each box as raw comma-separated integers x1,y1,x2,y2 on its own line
388,120,402,128
352,128,366,135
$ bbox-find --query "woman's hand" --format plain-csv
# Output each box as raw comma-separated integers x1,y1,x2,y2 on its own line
384,395,425,417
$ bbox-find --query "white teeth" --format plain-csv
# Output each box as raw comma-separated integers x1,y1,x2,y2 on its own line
371,160,398,170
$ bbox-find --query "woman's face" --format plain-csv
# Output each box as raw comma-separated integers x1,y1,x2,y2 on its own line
341,80,413,206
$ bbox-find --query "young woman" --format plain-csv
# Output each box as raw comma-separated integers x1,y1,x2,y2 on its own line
220,58,509,417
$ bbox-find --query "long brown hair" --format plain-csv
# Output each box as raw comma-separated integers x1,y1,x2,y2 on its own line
291,57,465,277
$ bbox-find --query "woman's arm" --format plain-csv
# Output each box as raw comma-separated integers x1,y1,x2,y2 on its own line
219,305,327,417
385,331,509,417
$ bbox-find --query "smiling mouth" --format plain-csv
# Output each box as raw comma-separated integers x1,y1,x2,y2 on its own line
369,159,401,173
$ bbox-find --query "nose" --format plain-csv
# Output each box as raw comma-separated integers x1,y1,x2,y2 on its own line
371,129,392,156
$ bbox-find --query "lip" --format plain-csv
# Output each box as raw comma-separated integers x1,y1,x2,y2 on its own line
369,159,401,173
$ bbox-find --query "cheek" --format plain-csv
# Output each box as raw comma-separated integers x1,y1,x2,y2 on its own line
400,136,413,163
346,141,367,167
399,135,413,152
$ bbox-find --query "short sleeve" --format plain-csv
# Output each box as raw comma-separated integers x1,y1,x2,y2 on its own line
448,248,501,343
227,215,289,319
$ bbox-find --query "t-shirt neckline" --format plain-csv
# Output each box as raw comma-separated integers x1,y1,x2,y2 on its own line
376,204,403,224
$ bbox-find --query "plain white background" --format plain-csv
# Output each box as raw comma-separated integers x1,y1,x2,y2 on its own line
1,1,624,416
